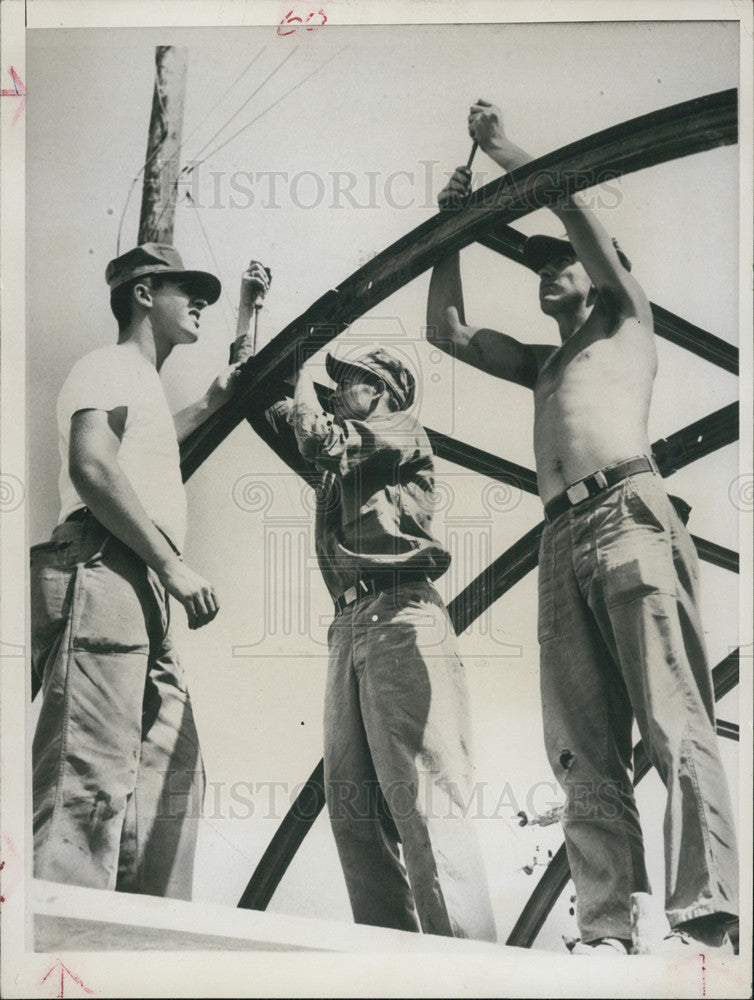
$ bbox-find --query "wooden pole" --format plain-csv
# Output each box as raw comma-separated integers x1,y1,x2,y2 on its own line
138,46,188,245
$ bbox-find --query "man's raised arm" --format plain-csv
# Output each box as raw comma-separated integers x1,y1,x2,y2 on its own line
426,165,553,389
468,98,652,329
550,194,652,326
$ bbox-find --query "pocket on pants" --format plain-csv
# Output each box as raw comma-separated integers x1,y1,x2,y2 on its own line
624,475,670,534
537,532,556,643
74,537,151,654
30,539,77,676
601,479,676,606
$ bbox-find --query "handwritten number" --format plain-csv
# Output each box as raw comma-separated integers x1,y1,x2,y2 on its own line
278,7,327,36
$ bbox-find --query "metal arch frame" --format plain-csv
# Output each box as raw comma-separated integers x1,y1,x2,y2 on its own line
236,405,740,913
177,90,741,938
180,88,737,478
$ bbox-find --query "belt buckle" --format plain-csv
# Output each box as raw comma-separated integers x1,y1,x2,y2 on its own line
566,480,590,506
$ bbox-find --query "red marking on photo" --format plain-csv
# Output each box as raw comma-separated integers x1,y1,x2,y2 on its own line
0,66,26,125
41,960,94,998
0,835,22,902
278,8,327,37
699,952,706,997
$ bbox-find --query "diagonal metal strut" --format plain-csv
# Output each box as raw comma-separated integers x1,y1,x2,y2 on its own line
476,227,738,375
182,88,737,479
237,404,739,910
224,90,741,926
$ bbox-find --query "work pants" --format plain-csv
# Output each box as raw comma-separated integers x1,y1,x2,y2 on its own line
538,471,738,942
324,579,496,941
31,515,205,898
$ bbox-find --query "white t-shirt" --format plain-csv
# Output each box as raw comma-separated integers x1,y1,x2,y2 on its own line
56,343,187,550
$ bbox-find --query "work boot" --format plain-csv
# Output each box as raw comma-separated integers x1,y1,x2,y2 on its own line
651,929,734,958
570,937,631,955
650,915,734,957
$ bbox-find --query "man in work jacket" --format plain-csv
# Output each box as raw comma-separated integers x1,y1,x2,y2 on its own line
246,275,496,939
425,99,738,955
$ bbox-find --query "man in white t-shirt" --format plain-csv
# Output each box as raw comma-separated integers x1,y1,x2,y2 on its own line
31,243,243,898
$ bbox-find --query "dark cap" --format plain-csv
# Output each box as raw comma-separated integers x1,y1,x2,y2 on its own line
523,234,632,273
105,243,221,304
326,348,416,411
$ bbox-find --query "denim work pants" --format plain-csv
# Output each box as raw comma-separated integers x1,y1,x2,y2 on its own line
538,471,738,942
324,579,496,941
31,515,205,898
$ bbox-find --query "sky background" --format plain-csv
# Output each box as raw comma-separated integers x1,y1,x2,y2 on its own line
24,17,742,954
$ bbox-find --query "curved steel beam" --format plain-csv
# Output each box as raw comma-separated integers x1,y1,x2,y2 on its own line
238,761,325,911
691,536,739,575
425,428,538,494
650,303,738,376
259,388,736,504
427,403,738,494
448,523,543,637
505,650,741,948
653,402,738,477
716,719,739,742
237,401,739,909
182,89,737,480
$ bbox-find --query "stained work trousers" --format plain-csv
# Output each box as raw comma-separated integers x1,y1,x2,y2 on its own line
324,579,496,941
31,515,205,898
537,472,738,943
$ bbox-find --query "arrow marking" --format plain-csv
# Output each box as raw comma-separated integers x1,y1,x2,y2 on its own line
1,66,26,125
41,960,94,998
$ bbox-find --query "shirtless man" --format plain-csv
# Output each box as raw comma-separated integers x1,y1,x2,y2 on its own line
425,100,738,955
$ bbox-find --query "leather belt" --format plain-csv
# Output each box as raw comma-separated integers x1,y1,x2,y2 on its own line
334,570,429,614
544,455,658,524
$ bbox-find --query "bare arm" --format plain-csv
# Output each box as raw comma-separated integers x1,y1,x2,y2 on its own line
173,365,241,443
70,408,219,629
426,166,553,388
550,195,652,323
469,99,653,325
174,262,274,443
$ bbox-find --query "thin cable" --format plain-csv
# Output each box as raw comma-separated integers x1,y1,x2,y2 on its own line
148,46,303,241
115,46,267,254
182,46,267,158
185,192,237,330
187,46,300,166
143,45,349,271
200,46,347,165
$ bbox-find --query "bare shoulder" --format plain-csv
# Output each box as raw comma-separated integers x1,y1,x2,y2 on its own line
609,305,658,375
595,279,654,336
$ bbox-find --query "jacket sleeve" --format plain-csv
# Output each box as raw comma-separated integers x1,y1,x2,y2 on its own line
287,400,367,473
246,397,319,483
289,398,431,477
